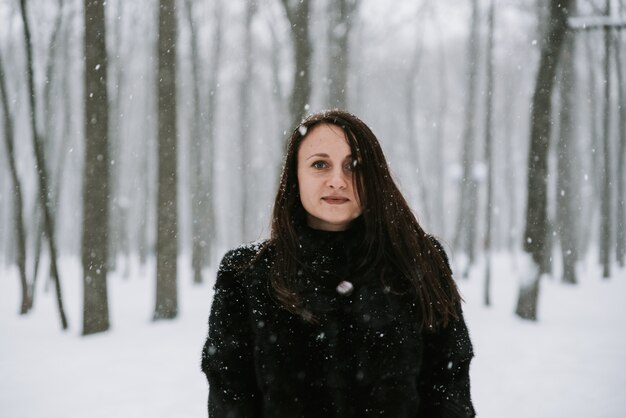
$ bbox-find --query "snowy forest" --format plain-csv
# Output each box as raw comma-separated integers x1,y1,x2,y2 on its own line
1,0,626,417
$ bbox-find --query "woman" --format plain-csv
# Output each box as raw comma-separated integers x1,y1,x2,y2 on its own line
201,110,475,417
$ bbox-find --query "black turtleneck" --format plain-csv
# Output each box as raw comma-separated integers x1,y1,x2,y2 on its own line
294,220,364,289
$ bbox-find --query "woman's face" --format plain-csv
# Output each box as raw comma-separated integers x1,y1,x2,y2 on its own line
297,123,362,231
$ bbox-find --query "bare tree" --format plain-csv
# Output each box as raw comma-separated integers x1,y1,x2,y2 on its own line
579,31,602,259
516,0,572,321
154,0,178,320
616,19,626,268
0,53,30,314
30,0,68,312
326,0,359,109
571,4,626,262
483,0,495,306
599,1,613,279
82,0,111,335
185,0,205,283
281,0,312,129
106,0,129,274
19,0,68,330
203,0,222,268
556,24,579,285
454,0,481,277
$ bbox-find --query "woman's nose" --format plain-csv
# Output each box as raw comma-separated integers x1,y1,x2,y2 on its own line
327,168,347,189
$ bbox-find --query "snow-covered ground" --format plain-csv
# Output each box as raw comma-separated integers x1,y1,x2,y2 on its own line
1,252,625,418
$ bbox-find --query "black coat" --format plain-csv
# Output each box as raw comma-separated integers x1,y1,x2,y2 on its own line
201,225,475,417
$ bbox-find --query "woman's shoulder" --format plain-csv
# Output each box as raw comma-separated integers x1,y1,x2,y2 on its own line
219,239,273,274
426,234,450,260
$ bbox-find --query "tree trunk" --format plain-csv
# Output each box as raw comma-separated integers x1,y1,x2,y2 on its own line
281,0,312,129
615,25,626,268
185,0,205,283
483,0,495,307
82,0,111,335
599,6,613,279
556,28,579,285
516,0,572,321
44,0,65,208
326,0,358,109
106,0,126,274
0,53,31,314
268,8,288,183
454,0,480,276
203,0,222,268
19,0,68,330
154,0,178,320
579,33,601,259
31,210,43,303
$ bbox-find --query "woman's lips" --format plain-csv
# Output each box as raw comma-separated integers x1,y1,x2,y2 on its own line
322,196,349,204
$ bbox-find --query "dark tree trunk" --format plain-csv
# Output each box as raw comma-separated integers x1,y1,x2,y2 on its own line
19,0,68,330
31,209,43,303
616,27,626,268
281,0,312,129
82,0,111,335
154,0,178,320
599,6,613,279
516,0,572,321
556,28,579,285
326,0,358,109
0,53,31,314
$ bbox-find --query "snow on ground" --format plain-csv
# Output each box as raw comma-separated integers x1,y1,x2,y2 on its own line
458,253,626,418
1,252,625,418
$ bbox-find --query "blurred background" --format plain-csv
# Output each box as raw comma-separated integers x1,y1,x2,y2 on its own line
1,0,625,417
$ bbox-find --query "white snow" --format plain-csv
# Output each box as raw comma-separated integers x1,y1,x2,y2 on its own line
1,252,625,418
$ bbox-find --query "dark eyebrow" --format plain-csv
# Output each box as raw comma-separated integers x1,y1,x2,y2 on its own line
305,153,353,161
306,153,329,161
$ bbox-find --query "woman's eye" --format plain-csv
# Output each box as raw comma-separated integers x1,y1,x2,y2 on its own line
312,161,328,169
344,160,356,171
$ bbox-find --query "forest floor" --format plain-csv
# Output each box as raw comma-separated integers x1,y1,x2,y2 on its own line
1,251,625,418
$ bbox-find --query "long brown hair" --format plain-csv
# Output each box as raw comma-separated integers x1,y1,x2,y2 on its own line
263,109,461,329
